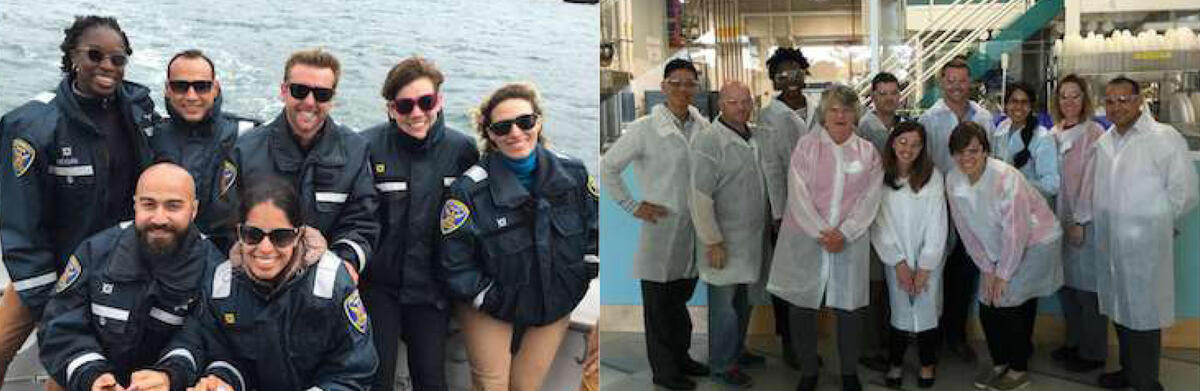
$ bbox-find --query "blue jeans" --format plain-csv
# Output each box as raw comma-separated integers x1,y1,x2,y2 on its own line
707,283,751,372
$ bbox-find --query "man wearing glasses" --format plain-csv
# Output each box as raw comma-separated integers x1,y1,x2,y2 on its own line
600,58,709,390
0,16,158,388
1091,76,1198,391
150,49,260,253
230,48,379,280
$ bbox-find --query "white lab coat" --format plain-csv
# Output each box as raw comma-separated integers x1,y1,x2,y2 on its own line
758,98,811,220
767,127,884,311
871,171,948,332
1053,120,1104,291
690,119,769,286
946,158,1063,307
856,111,900,155
600,104,707,282
917,99,996,176
993,119,1060,198
1092,111,1199,330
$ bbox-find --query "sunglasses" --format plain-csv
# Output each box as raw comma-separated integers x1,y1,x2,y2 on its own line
76,48,129,67
487,113,539,136
237,224,301,248
168,80,214,94
288,83,335,103
393,94,438,115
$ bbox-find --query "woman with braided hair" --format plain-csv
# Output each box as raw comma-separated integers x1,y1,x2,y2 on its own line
994,82,1059,201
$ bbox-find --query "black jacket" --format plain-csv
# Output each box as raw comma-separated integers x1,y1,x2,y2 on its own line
37,223,222,391
231,113,379,272
440,146,598,326
149,94,260,252
361,117,478,305
156,251,377,391
0,78,158,316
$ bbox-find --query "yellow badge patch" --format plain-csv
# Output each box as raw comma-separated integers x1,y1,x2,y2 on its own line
54,255,82,293
374,163,386,174
223,313,236,325
440,199,470,235
12,139,35,177
344,290,368,334
587,175,599,198
218,160,237,197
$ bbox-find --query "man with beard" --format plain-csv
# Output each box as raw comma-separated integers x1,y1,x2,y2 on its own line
37,162,225,391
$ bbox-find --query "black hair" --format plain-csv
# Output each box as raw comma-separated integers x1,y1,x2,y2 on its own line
663,58,698,79
166,49,216,79
882,121,934,192
871,72,899,91
238,175,303,228
949,121,991,155
765,47,810,80
1107,76,1140,95
1004,82,1038,169
59,15,132,77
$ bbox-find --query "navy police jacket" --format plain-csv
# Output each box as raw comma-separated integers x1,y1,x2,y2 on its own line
440,146,598,326
37,223,221,391
0,78,158,316
156,251,378,391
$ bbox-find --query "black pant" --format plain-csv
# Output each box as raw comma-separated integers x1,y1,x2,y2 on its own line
889,327,939,367
979,299,1038,371
642,278,699,380
362,285,450,391
940,240,978,344
1116,323,1163,391
866,279,892,352
771,294,793,359
790,305,863,376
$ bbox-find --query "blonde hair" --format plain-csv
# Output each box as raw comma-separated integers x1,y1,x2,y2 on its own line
471,82,548,153
817,84,862,128
1049,74,1095,125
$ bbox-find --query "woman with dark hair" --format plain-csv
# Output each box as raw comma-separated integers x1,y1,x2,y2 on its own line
441,83,598,391
1047,74,1108,372
945,122,1062,391
870,121,947,388
995,82,1059,199
152,175,378,391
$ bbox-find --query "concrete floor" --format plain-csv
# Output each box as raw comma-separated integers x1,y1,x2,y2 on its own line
599,332,1200,391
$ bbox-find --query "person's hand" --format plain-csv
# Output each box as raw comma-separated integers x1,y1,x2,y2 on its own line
344,261,360,284
990,277,1009,304
707,243,727,269
92,373,125,391
128,370,170,391
913,268,931,294
632,202,669,224
819,229,845,253
186,375,232,391
1067,224,1085,247
980,272,995,306
895,262,915,295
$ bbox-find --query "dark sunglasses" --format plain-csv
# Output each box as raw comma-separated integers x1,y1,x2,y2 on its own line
237,224,301,247
288,83,335,103
168,80,214,94
77,48,129,67
487,114,539,136
393,94,438,115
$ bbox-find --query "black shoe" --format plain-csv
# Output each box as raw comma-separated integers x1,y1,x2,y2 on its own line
841,375,863,391
681,359,710,377
1051,345,1079,362
917,376,936,388
653,376,697,390
738,351,767,367
859,354,890,372
712,368,754,388
946,341,978,363
795,375,818,391
1064,356,1105,373
1098,370,1131,389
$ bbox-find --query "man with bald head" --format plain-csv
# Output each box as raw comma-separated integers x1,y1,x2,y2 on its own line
689,81,769,387
37,161,227,391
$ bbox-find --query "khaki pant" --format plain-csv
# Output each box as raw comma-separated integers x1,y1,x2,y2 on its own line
457,304,570,391
0,283,66,391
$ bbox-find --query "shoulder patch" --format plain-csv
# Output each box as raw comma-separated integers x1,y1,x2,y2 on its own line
440,199,470,235
219,160,237,197
587,175,599,198
55,255,82,293
32,92,56,104
12,138,35,177
464,165,488,182
344,290,368,334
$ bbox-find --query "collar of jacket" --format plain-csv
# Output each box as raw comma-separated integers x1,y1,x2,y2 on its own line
266,111,347,172
652,104,705,138
56,77,152,136
165,92,225,136
392,113,446,152
486,146,579,208
107,224,203,286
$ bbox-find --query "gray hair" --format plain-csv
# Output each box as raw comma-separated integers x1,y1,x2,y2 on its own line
817,84,862,128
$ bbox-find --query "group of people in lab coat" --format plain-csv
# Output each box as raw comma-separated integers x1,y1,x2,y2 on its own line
602,52,1197,391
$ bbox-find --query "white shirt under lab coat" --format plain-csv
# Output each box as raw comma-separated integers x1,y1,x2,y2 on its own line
600,104,707,282
918,99,996,175
993,119,1060,198
871,171,948,332
856,111,901,155
758,98,811,220
767,127,884,311
690,118,769,286
1092,110,1199,330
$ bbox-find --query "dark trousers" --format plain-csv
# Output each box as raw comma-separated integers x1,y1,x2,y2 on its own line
889,327,939,367
979,299,1038,371
642,278,699,380
790,305,863,376
771,294,794,359
362,285,450,391
1116,323,1163,391
940,240,978,344
1058,286,1109,361
865,279,891,353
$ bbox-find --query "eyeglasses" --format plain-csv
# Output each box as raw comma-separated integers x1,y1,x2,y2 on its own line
487,113,539,136
237,224,300,248
664,78,699,89
773,70,806,82
168,80,214,94
288,83,335,103
1059,93,1082,102
1104,95,1139,105
393,94,438,115
76,48,128,67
